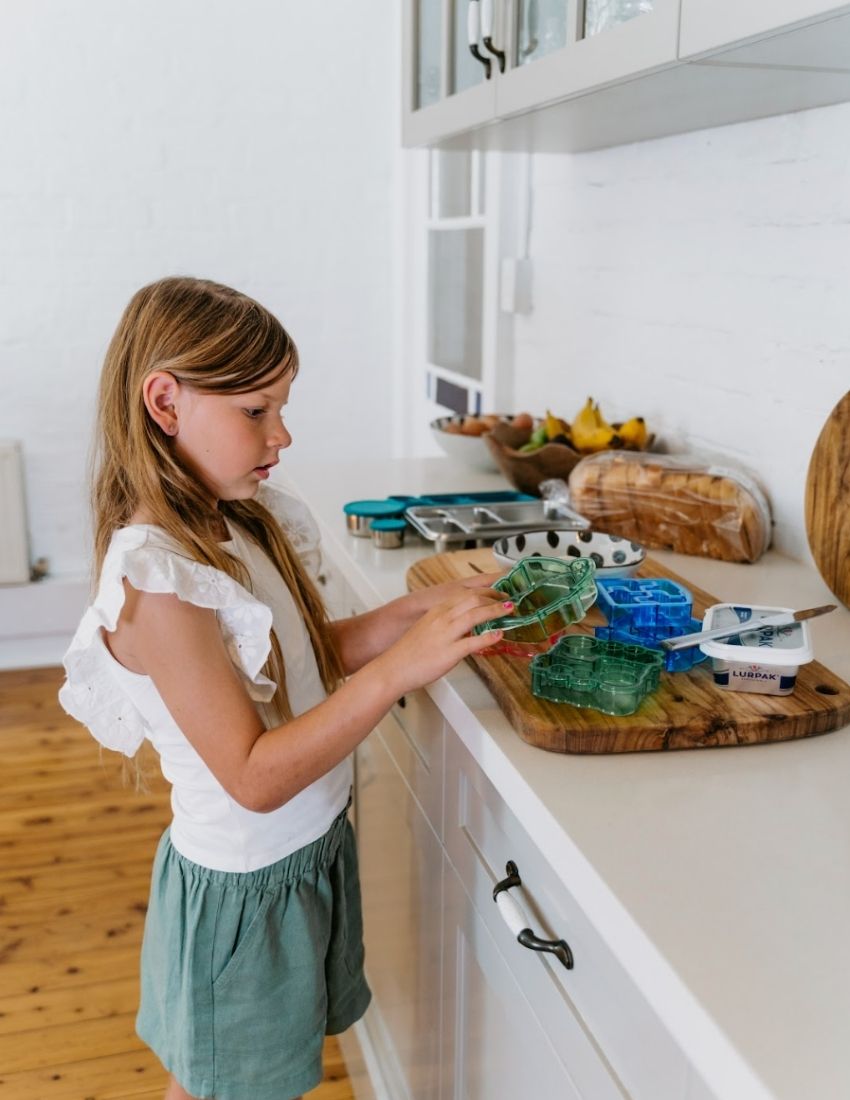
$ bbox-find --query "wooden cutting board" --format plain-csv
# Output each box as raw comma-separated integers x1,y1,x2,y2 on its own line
806,390,850,609
407,547,850,754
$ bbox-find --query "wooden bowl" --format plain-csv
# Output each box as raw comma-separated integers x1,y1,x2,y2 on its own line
485,423,583,496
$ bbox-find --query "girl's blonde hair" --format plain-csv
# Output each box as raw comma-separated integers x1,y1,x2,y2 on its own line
92,276,343,721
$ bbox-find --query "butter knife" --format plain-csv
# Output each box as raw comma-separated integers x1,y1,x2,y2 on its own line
660,604,837,652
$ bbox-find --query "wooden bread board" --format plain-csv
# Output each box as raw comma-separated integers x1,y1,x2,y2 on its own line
406,548,850,754
805,389,850,610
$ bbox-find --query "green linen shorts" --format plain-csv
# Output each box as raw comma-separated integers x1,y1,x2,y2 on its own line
136,804,371,1100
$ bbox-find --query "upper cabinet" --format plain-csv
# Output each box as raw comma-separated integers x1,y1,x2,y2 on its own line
403,0,679,144
404,1,497,146
679,0,850,59
496,0,680,118
402,0,850,152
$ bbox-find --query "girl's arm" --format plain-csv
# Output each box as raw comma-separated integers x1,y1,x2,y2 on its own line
119,582,505,813
330,571,505,675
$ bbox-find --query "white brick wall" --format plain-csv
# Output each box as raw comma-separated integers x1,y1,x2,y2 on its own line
0,1,399,581
511,103,850,560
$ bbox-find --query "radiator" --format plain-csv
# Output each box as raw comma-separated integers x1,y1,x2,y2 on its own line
0,441,31,584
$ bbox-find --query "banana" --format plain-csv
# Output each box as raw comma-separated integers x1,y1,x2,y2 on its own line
571,397,599,452
577,425,622,453
544,409,572,442
592,401,614,434
618,416,648,450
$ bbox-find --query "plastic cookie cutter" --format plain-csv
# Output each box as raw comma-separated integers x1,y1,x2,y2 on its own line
473,556,597,658
593,577,708,673
531,634,665,715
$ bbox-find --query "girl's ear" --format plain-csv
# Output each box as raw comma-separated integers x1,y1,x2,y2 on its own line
143,372,180,436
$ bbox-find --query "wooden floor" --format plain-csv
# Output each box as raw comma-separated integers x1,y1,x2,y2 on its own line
0,666,356,1100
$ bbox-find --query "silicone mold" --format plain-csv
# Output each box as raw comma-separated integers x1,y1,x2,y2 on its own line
594,577,707,673
474,556,597,658
531,635,664,715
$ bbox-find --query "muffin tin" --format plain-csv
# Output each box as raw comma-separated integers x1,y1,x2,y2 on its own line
593,577,707,673
405,500,589,552
473,556,597,658
531,635,664,715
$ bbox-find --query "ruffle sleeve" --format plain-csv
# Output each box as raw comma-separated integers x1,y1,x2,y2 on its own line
256,483,323,580
58,527,276,758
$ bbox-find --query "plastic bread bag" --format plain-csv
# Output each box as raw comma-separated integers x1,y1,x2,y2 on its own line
567,451,772,563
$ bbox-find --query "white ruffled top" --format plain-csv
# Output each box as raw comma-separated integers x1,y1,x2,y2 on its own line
58,484,352,873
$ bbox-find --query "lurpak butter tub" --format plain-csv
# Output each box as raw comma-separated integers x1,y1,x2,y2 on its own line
699,603,814,696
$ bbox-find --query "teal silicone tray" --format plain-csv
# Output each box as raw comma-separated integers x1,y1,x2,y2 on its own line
473,556,597,658
531,634,664,715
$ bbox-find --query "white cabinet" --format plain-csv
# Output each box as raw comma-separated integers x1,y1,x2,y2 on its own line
443,727,693,1100
679,0,850,60
354,706,704,1100
402,0,677,146
441,856,592,1100
403,0,496,146
496,0,680,118
402,0,850,151
356,719,444,1100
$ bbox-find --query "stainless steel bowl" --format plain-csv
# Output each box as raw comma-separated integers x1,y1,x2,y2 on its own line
370,520,407,549
346,513,374,538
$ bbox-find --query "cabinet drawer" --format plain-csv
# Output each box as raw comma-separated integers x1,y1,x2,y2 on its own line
381,689,444,837
445,731,689,1100
442,856,588,1100
316,553,366,618
356,726,443,1100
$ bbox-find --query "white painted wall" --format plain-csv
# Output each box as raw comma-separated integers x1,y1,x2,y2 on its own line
0,0,399,585
509,103,850,561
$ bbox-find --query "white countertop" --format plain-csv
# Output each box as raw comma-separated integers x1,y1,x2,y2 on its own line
277,456,850,1100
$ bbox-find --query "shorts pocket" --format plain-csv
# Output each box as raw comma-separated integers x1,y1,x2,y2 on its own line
212,888,276,994
330,824,365,981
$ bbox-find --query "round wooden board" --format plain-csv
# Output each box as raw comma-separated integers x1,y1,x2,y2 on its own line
806,390,850,610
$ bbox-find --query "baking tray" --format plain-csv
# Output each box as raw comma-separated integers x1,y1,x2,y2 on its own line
405,500,589,551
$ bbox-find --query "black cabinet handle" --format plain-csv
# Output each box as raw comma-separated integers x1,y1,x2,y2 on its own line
481,0,506,72
468,0,493,78
493,860,574,970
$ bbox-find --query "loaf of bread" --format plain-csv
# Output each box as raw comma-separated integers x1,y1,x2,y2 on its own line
568,452,772,563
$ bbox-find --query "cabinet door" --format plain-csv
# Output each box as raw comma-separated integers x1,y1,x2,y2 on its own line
442,857,590,1100
403,0,497,145
355,722,443,1100
497,0,680,117
445,729,689,1100
679,0,850,60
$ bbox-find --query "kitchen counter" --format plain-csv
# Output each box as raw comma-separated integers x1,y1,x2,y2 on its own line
277,456,850,1100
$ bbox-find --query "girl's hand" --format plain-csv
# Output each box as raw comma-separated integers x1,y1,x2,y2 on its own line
378,587,513,697
407,570,507,616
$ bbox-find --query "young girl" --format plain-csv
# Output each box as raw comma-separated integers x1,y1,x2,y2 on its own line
58,276,506,1100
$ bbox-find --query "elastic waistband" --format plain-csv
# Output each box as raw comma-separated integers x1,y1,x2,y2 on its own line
162,798,351,888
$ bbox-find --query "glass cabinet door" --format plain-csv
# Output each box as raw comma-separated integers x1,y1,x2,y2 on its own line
515,0,570,65
584,0,655,37
416,0,443,108
404,0,499,146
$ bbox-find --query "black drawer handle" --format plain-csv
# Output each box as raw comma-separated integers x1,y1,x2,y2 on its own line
493,860,574,970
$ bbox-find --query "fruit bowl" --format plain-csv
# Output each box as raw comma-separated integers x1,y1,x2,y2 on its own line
430,414,537,473
492,529,645,579
484,423,583,496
